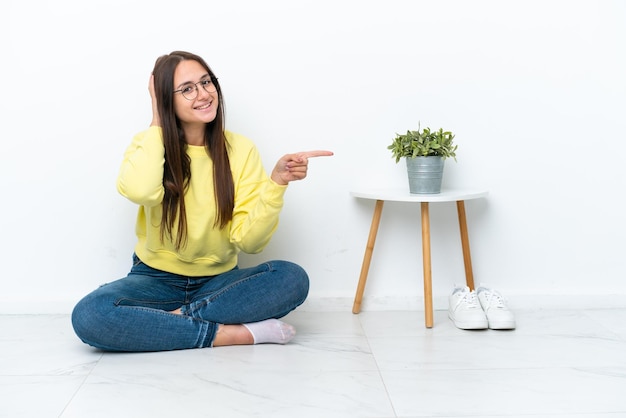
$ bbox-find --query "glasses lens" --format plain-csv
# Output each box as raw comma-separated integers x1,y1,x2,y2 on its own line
200,79,216,94
181,86,198,101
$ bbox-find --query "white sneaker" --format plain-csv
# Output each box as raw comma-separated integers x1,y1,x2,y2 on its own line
476,284,516,330
448,286,488,330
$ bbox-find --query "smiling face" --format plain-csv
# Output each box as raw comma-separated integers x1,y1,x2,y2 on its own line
172,59,219,140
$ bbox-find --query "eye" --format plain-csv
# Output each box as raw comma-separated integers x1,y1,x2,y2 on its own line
181,85,195,94
200,79,213,87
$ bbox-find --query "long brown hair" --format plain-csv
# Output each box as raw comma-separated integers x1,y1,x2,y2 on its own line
152,51,234,250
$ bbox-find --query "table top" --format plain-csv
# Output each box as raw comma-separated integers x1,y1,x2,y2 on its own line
350,188,488,203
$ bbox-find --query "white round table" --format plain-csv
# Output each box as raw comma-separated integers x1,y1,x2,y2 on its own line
350,188,488,328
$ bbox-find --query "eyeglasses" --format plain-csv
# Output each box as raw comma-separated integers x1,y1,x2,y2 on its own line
173,77,218,100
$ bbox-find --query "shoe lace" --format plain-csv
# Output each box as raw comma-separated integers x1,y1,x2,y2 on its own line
482,289,506,309
457,288,480,308
465,291,477,303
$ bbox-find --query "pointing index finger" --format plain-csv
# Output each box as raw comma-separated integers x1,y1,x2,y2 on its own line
299,150,334,159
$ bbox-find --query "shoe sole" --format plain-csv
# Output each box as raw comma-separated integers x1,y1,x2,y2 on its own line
488,321,516,330
448,313,488,330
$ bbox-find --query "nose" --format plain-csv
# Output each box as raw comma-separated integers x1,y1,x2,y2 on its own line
196,83,211,100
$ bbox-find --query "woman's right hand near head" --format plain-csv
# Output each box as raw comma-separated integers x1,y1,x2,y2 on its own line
149,74,161,127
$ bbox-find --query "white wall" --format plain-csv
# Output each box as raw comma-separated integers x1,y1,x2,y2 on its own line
2,0,625,314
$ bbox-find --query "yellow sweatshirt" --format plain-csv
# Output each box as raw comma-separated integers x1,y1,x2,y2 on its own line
117,126,286,276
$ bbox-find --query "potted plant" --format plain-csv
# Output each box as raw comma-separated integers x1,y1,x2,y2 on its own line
388,123,457,194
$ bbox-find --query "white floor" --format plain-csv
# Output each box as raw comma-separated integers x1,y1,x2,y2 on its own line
2,308,626,418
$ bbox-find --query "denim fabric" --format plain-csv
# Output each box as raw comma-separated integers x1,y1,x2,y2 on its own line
71,255,309,352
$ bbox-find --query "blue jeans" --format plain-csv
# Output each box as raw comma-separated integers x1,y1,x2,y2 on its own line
71,255,309,352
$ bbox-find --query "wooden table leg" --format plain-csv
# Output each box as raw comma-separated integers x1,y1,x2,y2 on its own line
421,202,433,328
456,200,476,290
352,200,384,314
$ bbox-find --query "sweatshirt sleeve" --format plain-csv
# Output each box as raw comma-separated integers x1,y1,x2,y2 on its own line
116,126,166,207
229,140,287,254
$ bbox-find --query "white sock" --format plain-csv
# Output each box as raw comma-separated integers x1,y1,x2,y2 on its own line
242,319,296,344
